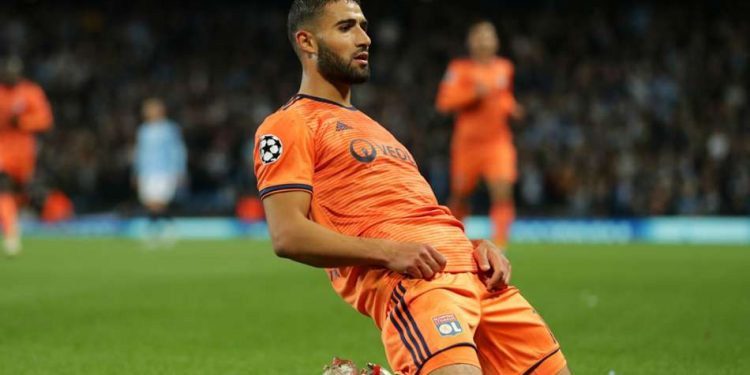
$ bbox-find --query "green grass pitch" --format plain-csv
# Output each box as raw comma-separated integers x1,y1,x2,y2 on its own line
1,239,748,374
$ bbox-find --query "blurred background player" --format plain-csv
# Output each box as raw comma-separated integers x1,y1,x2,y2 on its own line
133,97,187,247
436,20,524,246
0,55,53,256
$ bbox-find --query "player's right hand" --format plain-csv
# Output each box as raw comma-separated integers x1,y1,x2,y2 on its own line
511,103,526,121
475,83,489,98
9,115,17,127
11,99,27,115
472,239,511,290
385,243,446,279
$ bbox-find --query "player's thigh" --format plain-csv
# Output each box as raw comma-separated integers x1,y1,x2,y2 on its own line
482,143,517,187
0,162,32,191
475,286,567,375
486,178,513,203
0,170,27,193
450,144,482,197
380,276,482,375
0,172,15,192
138,175,178,205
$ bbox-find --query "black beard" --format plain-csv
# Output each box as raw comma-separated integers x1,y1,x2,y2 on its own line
317,41,370,84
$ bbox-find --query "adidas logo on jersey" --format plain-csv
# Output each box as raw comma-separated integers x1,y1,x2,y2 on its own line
336,121,352,131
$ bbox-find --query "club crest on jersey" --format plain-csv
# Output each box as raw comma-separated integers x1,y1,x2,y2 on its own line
432,314,463,337
259,134,283,164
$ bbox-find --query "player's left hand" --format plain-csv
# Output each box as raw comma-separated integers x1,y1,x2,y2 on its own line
471,239,511,290
511,104,526,121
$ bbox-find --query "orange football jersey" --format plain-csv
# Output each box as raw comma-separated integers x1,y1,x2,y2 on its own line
254,94,477,319
0,80,53,183
436,57,517,144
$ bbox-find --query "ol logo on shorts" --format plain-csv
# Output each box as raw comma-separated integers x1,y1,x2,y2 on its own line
432,314,463,337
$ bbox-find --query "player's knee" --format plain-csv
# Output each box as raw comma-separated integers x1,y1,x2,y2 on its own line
0,173,14,192
531,365,572,375
448,191,472,204
427,364,482,375
145,202,168,213
489,181,513,202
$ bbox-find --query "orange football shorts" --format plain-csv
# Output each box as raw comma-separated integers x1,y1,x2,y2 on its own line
451,140,517,197
378,273,565,374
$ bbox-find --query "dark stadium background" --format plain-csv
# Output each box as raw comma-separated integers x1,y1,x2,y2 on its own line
2,0,746,218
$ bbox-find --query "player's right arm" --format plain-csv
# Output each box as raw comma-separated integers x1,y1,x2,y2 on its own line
13,82,53,132
435,60,485,114
255,111,445,279
263,190,446,279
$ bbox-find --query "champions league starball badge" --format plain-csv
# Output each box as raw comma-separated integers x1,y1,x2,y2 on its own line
259,134,283,164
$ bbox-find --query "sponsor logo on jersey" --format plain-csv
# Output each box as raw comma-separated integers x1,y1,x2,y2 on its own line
349,138,378,163
349,138,416,166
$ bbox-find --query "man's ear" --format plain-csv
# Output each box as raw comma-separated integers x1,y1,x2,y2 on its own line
296,30,317,56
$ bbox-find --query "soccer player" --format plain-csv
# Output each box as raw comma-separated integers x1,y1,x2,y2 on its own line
435,20,524,246
0,56,53,256
133,98,187,247
255,1,569,374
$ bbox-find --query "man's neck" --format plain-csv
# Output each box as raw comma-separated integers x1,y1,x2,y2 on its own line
471,54,495,65
147,118,165,123
298,70,352,107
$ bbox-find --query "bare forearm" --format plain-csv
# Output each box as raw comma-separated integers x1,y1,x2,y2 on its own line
436,89,480,113
261,192,446,278
270,215,394,268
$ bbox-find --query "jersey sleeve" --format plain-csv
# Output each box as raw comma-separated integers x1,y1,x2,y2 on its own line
16,83,53,133
254,112,315,200
435,61,479,113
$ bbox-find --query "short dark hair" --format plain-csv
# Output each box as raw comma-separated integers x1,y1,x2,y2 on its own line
287,0,361,50
468,19,494,34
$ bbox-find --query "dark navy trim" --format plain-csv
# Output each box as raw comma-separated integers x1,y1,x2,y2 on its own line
259,184,313,199
389,285,428,366
281,95,304,110
522,348,561,375
389,313,421,367
394,304,428,364
295,94,358,111
415,343,478,375
395,284,432,358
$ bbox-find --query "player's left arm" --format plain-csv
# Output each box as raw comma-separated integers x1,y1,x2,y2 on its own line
14,84,53,132
436,62,485,113
471,239,511,290
506,63,525,121
171,124,189,180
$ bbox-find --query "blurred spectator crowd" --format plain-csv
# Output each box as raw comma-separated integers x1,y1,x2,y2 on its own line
1,0,747,217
